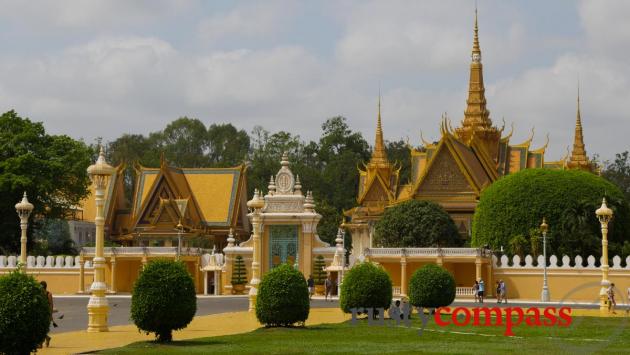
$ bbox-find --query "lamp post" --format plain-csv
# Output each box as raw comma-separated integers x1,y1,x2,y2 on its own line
540,218,550,302
174,198,189,260
15,192,34,271
247,189,265,312
334,228,344,297
595,197,613,313
86,146,115,332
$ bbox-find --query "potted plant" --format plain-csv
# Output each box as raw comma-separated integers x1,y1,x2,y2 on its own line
313,255,327,295
231,255,248,294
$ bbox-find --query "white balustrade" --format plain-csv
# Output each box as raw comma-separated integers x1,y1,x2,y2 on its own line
456,287,475,296
549,255,558,268
392,286,401,296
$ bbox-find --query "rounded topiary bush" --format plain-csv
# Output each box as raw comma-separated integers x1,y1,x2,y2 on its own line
408,264,455,309
0,270,51,355
374,200,462,248
340,262,392,313
131,260,197,342
256,263,310,327
472,169,630,257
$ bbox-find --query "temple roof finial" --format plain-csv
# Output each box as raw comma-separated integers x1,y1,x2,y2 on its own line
473,5,481,58
567,85,592,172
371,92,388,164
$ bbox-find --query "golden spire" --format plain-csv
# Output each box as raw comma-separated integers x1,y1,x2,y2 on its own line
567,86,592,171
454,7,497,142
472,7,481,56
371,94,388,164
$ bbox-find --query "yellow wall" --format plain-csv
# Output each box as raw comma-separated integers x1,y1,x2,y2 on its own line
495,269,630,302
0,269,94,295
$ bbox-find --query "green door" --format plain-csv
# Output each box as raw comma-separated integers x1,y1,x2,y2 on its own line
269,225,298,269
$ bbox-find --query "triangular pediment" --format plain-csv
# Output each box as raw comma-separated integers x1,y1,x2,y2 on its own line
137,177,180,226
415,143,475,195
358,170,393,205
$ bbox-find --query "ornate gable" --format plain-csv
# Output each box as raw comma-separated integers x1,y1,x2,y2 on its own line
416,147,473,195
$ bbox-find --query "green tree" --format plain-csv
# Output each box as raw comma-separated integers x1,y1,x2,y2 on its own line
408,264,456,309
602,151,630,201
374,200,462,247
131,260,196,343
385,139,412,184
207,123,250,167
0,111,92,253
231,255,247,285
161,117,210,167
313,255,327,285
33,219,77,255
0,270,51,355
472,169,630,258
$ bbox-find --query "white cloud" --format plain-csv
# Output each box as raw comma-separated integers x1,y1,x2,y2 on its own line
0,1,628,162
197,1,294,42
0,0,195,30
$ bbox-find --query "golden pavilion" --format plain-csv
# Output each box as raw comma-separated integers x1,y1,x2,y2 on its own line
345,10,595,248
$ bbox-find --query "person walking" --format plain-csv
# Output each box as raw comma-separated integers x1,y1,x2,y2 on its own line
40,281,53,348
500,280,507,304
608,283,617,314
496,281,502,303
324,275,333,302
478,279,485,303
307,275,315,300
473,281,479,303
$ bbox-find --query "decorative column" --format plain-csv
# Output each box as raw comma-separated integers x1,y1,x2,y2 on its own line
400,256,408,297
475,257,482,281
595,198,613,313
86,146,115,332
540,218,550,302
247,189,265,312
15,192,34,271
109,257,117,294
78,252,85,294
214,270,220,295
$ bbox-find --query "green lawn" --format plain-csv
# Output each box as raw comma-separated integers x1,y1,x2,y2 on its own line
100,315,630,354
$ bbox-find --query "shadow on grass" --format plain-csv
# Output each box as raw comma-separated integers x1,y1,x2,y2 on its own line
252,325,335,333
124,339,229,348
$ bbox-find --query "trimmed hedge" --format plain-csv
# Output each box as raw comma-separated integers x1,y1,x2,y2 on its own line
256,264,310,327
374,200,462,247
472,169,630,257
0,270,51,355
408,264,455,308
340,262,392,313
131,260,197,342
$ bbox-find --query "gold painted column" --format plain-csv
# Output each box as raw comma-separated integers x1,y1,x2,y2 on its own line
247,189,265,312
596,198,613,313
109,257,116,294
86,147,114,332
486,263,493,298
78,253,85,294
475,258,482,281
400,256,407,297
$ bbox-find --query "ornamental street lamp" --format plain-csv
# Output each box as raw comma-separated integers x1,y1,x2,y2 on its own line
335,228,344,297
174,198,189,260
86,146,115,332
595,197,613,313
540,218,550,302
247,189,265,312
15,192,34,271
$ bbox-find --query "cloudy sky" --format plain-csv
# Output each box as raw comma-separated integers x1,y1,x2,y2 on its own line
0,0,628,161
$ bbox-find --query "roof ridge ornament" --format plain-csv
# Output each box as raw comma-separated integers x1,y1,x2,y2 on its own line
275,153,295,195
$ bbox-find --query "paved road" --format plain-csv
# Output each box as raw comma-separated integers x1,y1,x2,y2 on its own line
50,296,339,333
